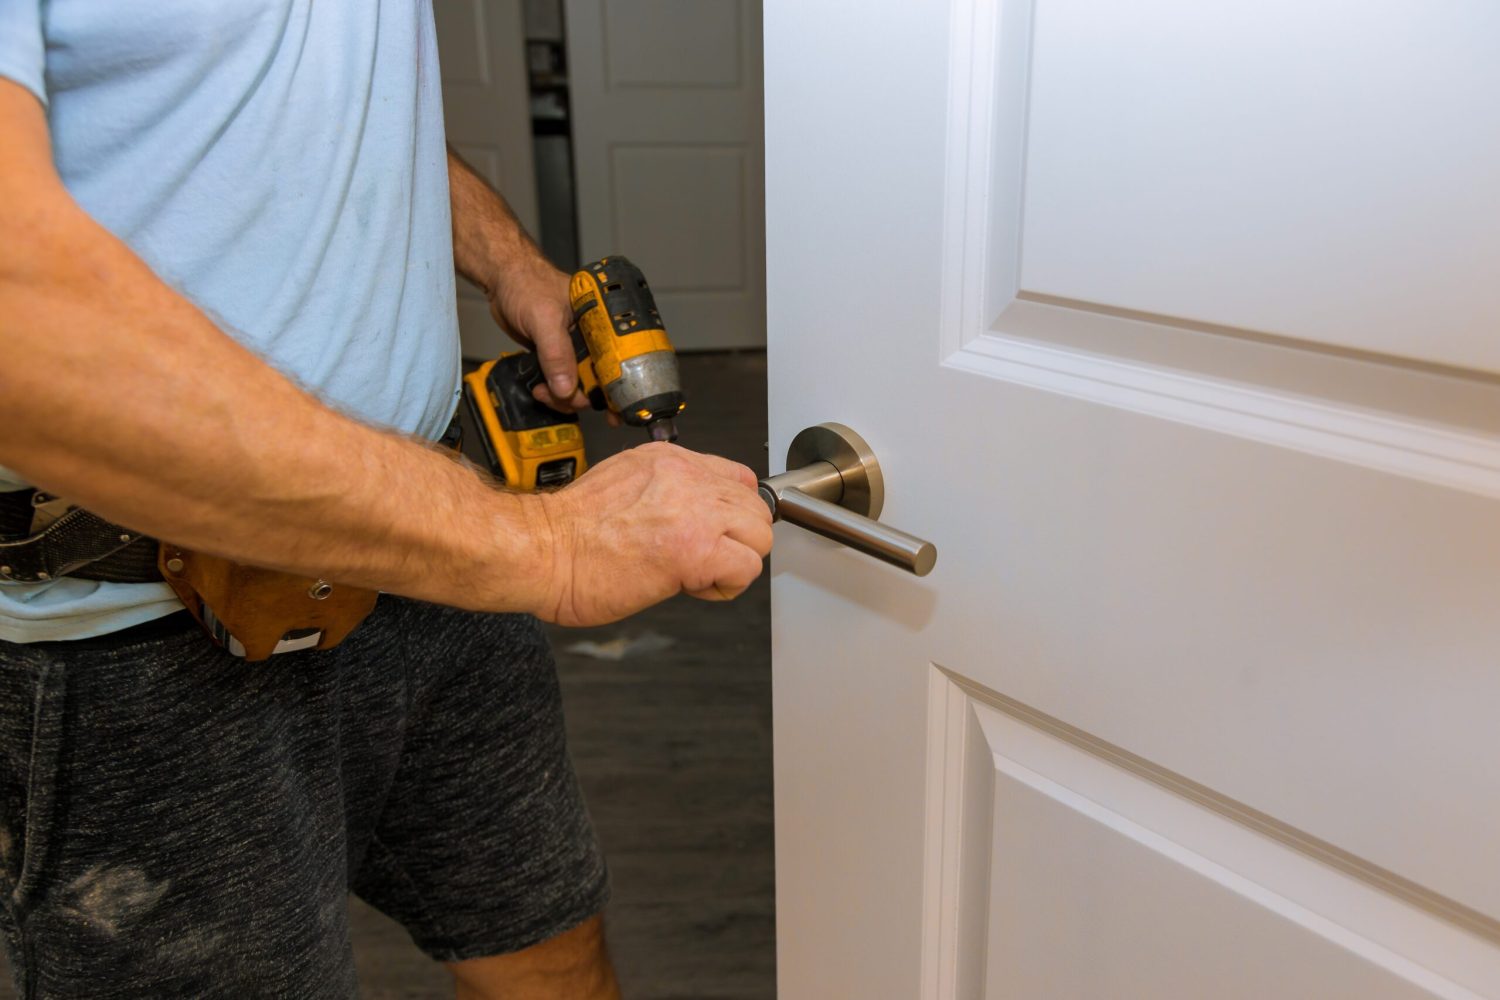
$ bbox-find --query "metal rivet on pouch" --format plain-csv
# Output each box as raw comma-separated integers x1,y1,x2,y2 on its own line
165,558,185,574
309,580,333,600
36,572,49,581
119,534,132,543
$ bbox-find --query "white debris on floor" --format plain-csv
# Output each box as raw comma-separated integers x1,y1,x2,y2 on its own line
563,631,676,662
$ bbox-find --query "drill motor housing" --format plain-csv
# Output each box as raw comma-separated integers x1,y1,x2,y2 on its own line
569,256,685,438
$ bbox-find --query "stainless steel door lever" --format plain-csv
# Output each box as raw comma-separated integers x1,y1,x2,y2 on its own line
758,423,936,577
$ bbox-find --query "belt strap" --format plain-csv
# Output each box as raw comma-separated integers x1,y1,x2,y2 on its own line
0,491,163,584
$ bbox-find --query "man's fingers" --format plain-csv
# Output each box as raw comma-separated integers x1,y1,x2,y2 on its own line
686,515,771,605
524,383,634,426
685,536,765,601
717,481,773,526
678,448,759,489
530,383,590,411
723,505,774,558
531,321,579,401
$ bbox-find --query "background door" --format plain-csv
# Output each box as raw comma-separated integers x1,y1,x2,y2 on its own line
566,0,766,350
766,1,1500,997
435,0,539,359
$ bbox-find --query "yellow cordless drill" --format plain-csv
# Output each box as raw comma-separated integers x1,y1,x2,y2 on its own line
461,255,685,490
568,256,685,443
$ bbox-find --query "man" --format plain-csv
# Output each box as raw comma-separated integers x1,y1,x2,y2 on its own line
0,2,772,997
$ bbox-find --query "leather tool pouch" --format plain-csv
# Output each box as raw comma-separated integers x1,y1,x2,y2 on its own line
158,543,377,661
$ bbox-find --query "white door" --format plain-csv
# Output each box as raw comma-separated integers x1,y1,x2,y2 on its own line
565,0,765,350
766,1,1500,998
435,0,540,359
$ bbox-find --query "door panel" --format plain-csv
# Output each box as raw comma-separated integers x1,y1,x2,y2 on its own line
566,0,765,349
931,679,1500,1000
610,145,748,290
934,385,1500,919
1015,0,1500,372
601,0,742,87
766,0,1500,997
986,771,1445,1000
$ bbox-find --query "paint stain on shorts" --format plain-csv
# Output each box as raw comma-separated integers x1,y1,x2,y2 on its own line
62,866,169,936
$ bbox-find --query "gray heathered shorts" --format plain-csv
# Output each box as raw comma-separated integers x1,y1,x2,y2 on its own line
0,596,609,998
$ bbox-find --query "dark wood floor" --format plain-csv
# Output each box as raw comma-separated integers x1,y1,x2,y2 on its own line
0,352,775,998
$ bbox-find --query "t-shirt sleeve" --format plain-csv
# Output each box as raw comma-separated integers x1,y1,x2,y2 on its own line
0,0,46,105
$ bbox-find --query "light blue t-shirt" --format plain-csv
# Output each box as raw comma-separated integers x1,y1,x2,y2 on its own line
0,0,461,642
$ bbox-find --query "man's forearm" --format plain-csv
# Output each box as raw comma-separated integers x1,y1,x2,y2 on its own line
0,99,553,612
447,146,548,297
445,146,582,402
0,85,769,631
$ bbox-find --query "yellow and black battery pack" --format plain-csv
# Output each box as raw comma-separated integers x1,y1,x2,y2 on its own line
461,352,587,490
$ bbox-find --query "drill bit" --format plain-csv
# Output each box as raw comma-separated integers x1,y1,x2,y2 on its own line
648,418,678,443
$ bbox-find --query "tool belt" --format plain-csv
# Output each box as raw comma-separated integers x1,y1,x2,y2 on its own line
0,490,375,660
0,490,160,584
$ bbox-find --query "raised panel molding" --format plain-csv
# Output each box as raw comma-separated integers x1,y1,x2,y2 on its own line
433,0,491,84
452,144,505,203
609,144,747,292
603,0,742,89
921,666,1500,1000
954,322,1500,500
1017,0,1500,368
939,0,1500,501
568,0,763,349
